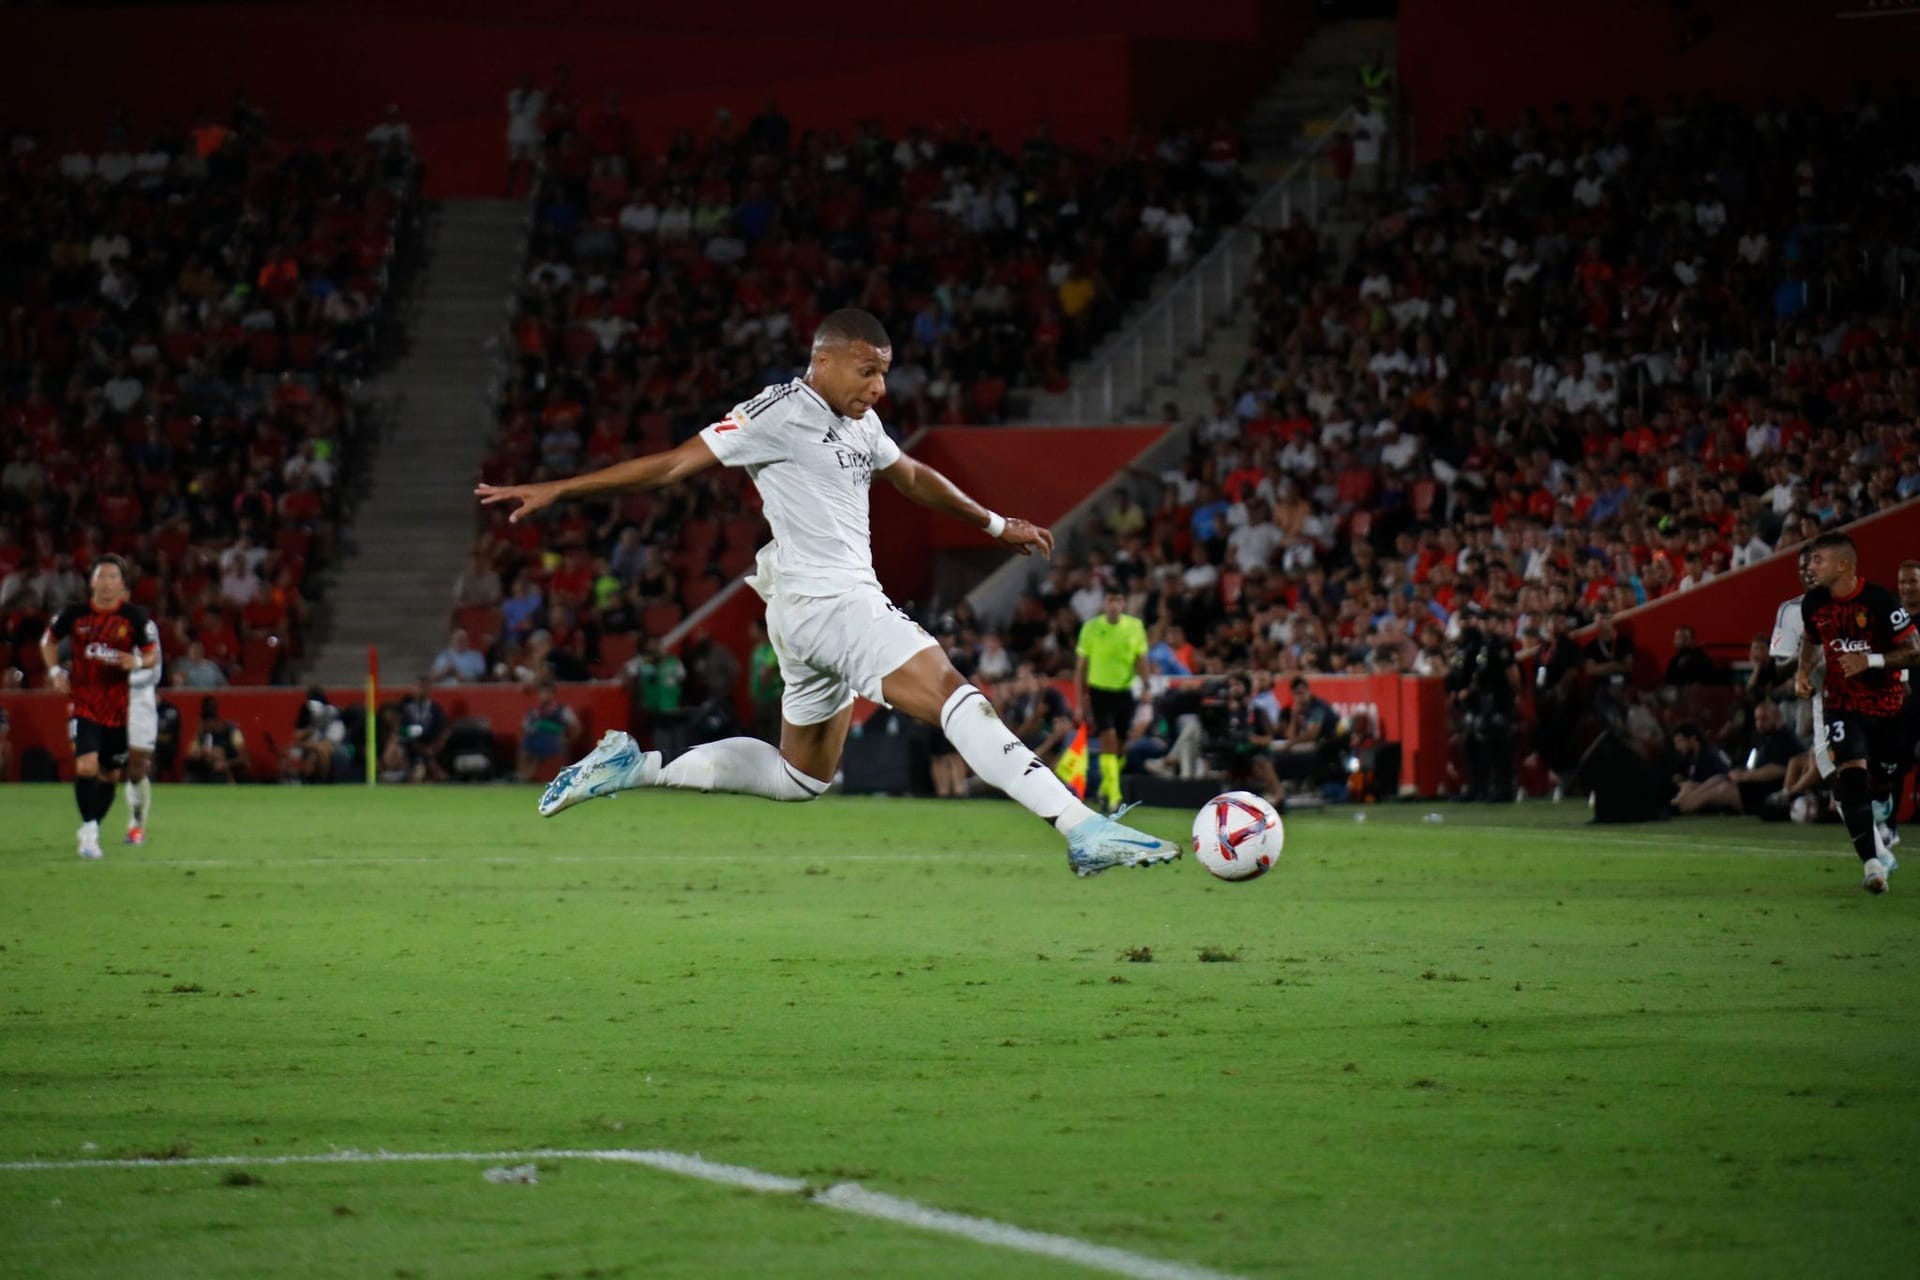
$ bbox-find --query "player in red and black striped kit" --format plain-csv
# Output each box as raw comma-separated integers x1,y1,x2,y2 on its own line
38,555,160,860
1795,532,1920,894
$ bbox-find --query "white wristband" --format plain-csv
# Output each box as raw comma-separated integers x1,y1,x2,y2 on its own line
48,665,66,681
1868,653,1887,669
983,512,1007,538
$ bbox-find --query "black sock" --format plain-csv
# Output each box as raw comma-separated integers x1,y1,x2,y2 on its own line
1836,767,1880,863
74,776,93,822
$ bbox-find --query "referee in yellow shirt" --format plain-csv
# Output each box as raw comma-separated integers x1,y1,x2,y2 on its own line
1075,588,1151,814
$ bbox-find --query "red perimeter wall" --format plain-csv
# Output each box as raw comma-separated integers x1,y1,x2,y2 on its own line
1399,0,1920,161
0,683,626,784
1603,498,1920,684
1,2,1312,198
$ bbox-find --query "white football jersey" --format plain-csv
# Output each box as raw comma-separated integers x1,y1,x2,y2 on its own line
1770,593,1823,692
700,379,902,598
129,617,163,690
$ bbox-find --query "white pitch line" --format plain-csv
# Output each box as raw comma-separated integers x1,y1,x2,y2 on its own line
0,1147,1244,1280
122,851,1020,868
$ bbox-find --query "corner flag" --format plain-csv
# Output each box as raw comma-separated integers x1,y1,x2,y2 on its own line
1055,722,1089,798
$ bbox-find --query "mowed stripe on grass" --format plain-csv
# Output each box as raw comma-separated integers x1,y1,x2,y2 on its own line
2,786,1916,1279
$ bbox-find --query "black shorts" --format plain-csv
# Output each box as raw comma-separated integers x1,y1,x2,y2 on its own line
1821,707,1905,771
71,717,129,771
1087,687,1135,736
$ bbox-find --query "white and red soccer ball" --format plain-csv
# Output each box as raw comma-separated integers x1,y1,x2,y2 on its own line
1191,791,1284,882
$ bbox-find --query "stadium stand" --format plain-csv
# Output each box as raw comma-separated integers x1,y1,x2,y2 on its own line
0,104,419,689
916,92,1920,795
460,103,1249,684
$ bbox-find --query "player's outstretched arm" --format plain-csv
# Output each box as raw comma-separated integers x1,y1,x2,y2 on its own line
476,436,720,523
877,454,1053,558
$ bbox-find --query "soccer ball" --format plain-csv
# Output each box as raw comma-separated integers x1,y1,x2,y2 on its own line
1192,791,1284,882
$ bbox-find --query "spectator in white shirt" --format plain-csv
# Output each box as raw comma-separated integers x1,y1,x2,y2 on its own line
1503,246,1541,288
1694,190,1727,236
89,227,131,268
1350,97,1387,180
101,361,144,414
1571,163,1606,208
367,104,413,151
506,76,545,159
96,148,135,185
1181,545,1220,592
618,193,661,234
1736,230,1769,265
1379,423,1420,472
1227,504,1284,572
1729,520,1773,569
1160,200,1195,266
59,143,93,182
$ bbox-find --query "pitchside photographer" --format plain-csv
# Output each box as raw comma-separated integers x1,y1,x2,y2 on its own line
1450,614,1521,802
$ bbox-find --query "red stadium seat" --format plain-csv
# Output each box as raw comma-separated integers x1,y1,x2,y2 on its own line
164,332,204,365
248,333,285,371
594,631,639,678
456,606,504,649
563,327,600,366
276,527,314,561
717,547,757,579
967,376,1007,421
682,576,720,610
236,635,283,685
642,603,684,634
286,332,324,369
721,516,761,550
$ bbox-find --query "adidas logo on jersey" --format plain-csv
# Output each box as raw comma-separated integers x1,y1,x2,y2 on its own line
821,425,842,444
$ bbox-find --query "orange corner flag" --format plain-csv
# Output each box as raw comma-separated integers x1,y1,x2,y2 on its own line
1055,722,1089,798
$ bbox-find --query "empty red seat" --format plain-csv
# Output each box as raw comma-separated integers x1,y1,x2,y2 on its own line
642,603,684,634
594,631,640,678
248,333,284,371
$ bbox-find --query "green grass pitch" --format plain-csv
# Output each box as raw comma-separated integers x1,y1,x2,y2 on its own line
2,785,1917,1279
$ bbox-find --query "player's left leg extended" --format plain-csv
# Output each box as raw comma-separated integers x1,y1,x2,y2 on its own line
880,647,1179,876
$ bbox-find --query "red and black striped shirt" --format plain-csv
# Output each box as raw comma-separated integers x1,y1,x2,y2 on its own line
1802,580,1916,717
44,602,156,727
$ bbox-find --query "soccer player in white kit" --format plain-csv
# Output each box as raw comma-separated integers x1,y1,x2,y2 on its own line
1769,547,1833,785
476,309,1180,876
123,617,162,844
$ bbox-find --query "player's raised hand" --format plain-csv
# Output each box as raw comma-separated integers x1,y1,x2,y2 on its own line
475,481,558,524
48,667,70,694
998,517,1054,558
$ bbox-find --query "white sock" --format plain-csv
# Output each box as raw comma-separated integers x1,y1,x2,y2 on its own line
938,685,1096,834
126,778,150,826
656,736,825,802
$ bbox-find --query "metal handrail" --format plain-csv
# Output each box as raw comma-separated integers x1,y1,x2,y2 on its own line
1054,105,1359,424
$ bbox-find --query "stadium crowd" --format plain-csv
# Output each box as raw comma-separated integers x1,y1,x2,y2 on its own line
0,99,417,690
459,93,1248,671
906,90,1920,797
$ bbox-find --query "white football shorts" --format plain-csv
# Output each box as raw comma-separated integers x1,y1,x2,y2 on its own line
127,686,159,752
765,585,939,726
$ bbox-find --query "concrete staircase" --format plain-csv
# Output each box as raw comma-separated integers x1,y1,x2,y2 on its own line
1243,18,1396,173
1015,18,1394,427
304,199,528,685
